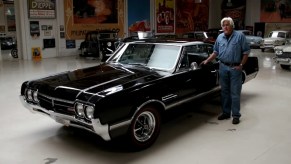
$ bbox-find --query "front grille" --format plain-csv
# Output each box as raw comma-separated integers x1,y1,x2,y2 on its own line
38,93,75,116
280,52,291,58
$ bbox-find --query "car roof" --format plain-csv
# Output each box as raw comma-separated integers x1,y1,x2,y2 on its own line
127,40,208,46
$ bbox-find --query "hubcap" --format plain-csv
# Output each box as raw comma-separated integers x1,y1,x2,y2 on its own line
133,111,156,142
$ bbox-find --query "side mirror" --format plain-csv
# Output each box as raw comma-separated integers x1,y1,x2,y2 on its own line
190,62,198,70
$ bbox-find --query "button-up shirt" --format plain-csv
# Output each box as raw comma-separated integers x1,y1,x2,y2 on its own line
213,30,250,63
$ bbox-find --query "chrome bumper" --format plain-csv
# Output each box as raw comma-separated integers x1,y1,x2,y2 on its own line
273,57,291,65
19,95,111,141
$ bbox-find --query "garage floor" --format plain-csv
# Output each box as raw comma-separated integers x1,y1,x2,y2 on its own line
1,49,291,164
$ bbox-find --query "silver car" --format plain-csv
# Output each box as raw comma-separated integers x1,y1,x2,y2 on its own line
274,41,291,70
260,30,291,52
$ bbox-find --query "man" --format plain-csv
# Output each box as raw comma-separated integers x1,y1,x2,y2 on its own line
201,17,250,124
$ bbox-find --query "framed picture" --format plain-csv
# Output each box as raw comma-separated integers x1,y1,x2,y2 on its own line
43,39,55,48
0,25,5,33
66,40,76,49
30,21,40,38
47,25,53,30
60,25,64,31
44,30,51,36
41,25,47,30
60,32,65,38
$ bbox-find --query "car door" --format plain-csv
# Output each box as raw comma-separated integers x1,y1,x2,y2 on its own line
162,45,218,105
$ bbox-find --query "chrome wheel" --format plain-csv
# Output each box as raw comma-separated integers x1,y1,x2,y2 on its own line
133,111,156,142
128,106,161,150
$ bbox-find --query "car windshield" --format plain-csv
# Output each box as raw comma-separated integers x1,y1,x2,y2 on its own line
269,32,286,38
108,43,181,72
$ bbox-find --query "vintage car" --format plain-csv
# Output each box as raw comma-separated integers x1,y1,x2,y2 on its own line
182,31,215,44
237,30,263,48
260,30,291,52
20,41,259,150
79,29,120,62
0,36,16,50
274,42,291,70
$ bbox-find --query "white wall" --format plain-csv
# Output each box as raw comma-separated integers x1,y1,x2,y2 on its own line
15,0,79,60
14,0,262,60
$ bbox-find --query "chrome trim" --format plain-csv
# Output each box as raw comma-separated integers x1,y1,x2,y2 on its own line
38,92,75,105
166,86,221,110
162,94,178,101
19,95,111,141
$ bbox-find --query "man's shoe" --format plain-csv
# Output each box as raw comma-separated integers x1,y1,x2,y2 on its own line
217,114,230,120
232,118,240,124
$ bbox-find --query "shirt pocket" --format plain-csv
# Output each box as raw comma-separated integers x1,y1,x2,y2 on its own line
231,41,240,48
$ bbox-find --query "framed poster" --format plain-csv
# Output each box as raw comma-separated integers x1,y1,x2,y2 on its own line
155,0,175,34
41,25,47,30
64,0,124,40
260,0,291,22
28,0,56,19
30,21,40,38
66,40,76,48
128,0,151,33
32,47,42,60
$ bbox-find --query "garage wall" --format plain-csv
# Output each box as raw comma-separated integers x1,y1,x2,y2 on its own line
14,0,263,60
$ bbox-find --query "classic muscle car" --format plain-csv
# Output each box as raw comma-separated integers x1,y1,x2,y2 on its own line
20,41,259,150
260,30,291,52
237,30,263,48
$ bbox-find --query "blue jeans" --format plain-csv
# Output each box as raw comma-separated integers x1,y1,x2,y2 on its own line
219,63,242,118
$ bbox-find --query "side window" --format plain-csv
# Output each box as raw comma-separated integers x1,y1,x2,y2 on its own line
179,52,189,69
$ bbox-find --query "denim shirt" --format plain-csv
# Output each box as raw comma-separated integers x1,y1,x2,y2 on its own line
213,30,250,63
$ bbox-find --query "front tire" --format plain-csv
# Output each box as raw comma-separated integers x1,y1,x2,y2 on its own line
127,106,161,151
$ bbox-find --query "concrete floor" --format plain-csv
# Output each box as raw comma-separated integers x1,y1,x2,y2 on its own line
0,49,291,164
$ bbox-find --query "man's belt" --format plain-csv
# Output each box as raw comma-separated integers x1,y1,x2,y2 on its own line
220,61,241,67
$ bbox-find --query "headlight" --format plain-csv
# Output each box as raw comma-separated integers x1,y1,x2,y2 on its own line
27,89,33,100
275,50,283,55
32,90,39,102
85,106,95,119
75,103,85,117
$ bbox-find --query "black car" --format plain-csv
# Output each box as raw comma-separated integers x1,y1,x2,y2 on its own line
79,29,120,62
0,37,16,50
20,41,259,150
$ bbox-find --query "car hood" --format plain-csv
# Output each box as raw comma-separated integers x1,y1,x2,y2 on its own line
274,45,291,51
26,63,166,102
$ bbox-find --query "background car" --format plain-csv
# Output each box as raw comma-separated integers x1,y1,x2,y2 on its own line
274,41,291,70
20,40,259,151
79,29,120,61
182,31,215,44
260,30,291,52
237,30,263,48
0,37,16,50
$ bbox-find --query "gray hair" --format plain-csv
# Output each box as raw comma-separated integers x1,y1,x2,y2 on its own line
221,17,235,28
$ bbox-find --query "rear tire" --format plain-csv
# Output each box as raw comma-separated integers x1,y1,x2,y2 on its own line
261,48,265,52
127,106,161,151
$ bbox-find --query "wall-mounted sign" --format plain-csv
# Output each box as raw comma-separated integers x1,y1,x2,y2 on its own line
28,0,56,19
32,47,42,60
30,21,40,38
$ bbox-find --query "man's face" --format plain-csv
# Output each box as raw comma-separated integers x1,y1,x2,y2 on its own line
222,21,233,35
